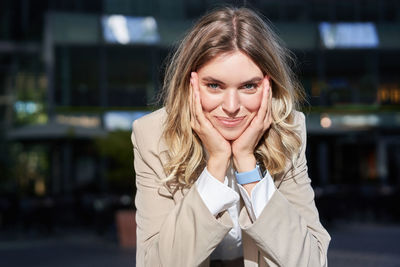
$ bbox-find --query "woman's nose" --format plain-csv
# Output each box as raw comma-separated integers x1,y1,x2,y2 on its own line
222,89,240,114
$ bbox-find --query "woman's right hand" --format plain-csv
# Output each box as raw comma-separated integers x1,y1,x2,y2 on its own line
190,72,231,182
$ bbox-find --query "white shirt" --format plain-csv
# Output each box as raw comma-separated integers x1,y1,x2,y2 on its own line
195,165,276,260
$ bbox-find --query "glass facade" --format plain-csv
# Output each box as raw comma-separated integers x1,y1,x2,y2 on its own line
1,0,400,226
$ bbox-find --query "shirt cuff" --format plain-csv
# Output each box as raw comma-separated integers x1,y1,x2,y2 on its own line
237,170,276,221
195,167,240,216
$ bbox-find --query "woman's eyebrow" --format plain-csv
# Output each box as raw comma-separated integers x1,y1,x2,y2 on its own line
201,76,263,85
240,77,263,85
201,76,226,85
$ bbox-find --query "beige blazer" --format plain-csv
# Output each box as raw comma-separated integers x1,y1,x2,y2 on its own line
131,108,330,267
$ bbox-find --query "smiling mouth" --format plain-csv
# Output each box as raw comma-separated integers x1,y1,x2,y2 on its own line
215,116,245,127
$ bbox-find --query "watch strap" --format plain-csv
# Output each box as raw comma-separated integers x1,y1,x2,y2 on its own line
235,164,263,185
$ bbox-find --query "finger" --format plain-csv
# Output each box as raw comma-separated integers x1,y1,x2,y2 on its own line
189,78,193,118
191,72,209,126
254,76,270,124
190,80,195,128
189,78,193,115
191,72,200,95
264,81,273,130
190,76,199,129
190,73,201,128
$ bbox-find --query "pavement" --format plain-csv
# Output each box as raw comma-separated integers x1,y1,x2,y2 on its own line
328,222,400,267
0,229,135,267
1,222,400,267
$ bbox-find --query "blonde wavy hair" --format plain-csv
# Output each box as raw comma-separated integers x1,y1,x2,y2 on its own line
161,7,304,189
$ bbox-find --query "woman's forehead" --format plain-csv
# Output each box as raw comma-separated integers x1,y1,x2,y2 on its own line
197,51,263,83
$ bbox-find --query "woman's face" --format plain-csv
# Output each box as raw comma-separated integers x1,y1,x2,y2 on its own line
196,51,269,141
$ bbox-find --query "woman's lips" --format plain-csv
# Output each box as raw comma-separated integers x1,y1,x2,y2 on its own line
215,116,245,127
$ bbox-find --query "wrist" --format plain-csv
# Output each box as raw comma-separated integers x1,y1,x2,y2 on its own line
242,182,258,197
233,154,256,173
207,156,230,183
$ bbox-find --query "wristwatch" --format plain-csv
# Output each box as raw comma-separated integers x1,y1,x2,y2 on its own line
235,164,263,185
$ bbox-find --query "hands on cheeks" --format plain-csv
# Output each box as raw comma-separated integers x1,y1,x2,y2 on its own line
190,72,272,186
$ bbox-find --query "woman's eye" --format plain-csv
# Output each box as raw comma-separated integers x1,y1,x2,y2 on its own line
242,83,257,91
207,83,219,89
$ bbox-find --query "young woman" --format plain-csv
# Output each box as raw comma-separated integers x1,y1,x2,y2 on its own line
131,7,330,267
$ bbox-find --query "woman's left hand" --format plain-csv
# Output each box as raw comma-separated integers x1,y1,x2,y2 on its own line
232,76,272,173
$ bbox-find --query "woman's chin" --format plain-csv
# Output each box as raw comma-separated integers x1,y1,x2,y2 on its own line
219,130,243,141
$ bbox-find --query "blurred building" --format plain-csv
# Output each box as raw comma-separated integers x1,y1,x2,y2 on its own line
1,0,400,226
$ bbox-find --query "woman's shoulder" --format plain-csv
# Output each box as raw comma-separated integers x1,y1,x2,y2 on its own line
131,107,168,152
133,107,167,130
293,110,305,125
291,110,306,137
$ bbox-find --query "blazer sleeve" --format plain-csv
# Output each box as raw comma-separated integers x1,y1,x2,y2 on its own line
238,112,331,267
132,119,233,267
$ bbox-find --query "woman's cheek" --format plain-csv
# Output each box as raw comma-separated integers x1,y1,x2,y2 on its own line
199,91,220,112
242,94,262,112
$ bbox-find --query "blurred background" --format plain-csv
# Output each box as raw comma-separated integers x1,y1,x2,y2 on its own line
0,0,399,266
